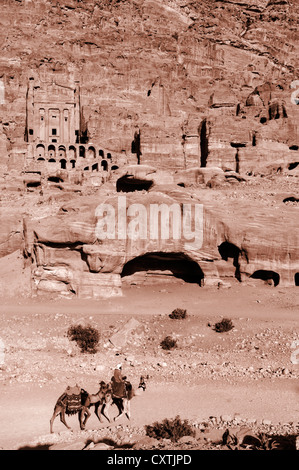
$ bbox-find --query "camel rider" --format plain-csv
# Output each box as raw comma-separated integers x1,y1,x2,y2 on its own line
111,363,127,398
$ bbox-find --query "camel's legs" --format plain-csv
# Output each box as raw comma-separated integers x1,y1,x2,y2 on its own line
113,399,125,422
81,407,91,429
50,410,58,433
100,403,111,423
125,400,131,420
94,403,103,423
50,406,70,433
59,408,71,430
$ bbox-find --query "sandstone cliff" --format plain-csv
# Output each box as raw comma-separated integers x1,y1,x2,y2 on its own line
0,0,298,170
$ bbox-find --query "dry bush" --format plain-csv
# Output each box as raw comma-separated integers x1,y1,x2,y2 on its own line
160,335,177,350
67,324,100,353
169,308,187,320
213,318,234,333
145,415,195,442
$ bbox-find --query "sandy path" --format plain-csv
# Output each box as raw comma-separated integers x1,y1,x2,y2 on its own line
0,283,298,450
1,377,298,450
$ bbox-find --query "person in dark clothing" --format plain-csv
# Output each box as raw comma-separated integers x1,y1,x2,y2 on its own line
111,363,127,398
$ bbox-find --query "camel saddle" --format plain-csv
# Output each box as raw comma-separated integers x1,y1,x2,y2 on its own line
59,385,83,415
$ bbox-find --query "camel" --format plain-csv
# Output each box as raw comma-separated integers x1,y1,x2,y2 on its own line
50,383,108,433
80,381,111,428
100,375,147,423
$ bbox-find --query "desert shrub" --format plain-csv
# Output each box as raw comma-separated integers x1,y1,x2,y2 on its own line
160,335,177,350
169,308,187,320
213,317,234,333
67,324,100,353
145,415,195,442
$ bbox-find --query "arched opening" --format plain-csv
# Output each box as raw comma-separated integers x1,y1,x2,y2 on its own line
121,252,204,286
37,157,45,162
60,159,67,170
116,175,153,192
99,149,104,158
69,145,77,159
107,152,112,159
84,166,89,171
58,145,66,159
111,165,119,170
87,146,96,159
48,158,56,163
250,270,280,287
48,145,56,159
36,144,45,159
79,146,85,158
294,273,299,286
218,241,241,281
92,163,98,172
101,160,108,171
70,159,76,169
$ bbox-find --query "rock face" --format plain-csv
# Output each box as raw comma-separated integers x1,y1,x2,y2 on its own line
23,182,298,298
0,1,298,298
0,0,298,177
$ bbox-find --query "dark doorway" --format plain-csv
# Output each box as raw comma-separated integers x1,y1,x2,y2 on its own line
199,119,208,167
295,273,299,286
101,160,108,171
48,176,63,183
116,175,153,192
131,130,141,164
218,241,241,281
79,146,85,158
250,270,280,287
121,252,204,285
60,159,67,170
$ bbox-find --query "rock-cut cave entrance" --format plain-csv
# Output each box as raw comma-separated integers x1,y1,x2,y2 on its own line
121,252,204,286
250,270,280,287
218,241,241,282
116,175,153,192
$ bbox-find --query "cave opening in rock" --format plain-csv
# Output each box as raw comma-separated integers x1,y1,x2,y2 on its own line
295,273,299,286
121,252,204,286
218,241,241,281
26,181,41,188
199,119,208,168
250,270,280,287
60,159,66,170
288,162,299,170
48,176,63,183
116,175,153,192
283,196,299,203
101,160,108,171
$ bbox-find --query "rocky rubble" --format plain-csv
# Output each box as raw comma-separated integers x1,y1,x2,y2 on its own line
1,307,299,386
20,416,299,451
